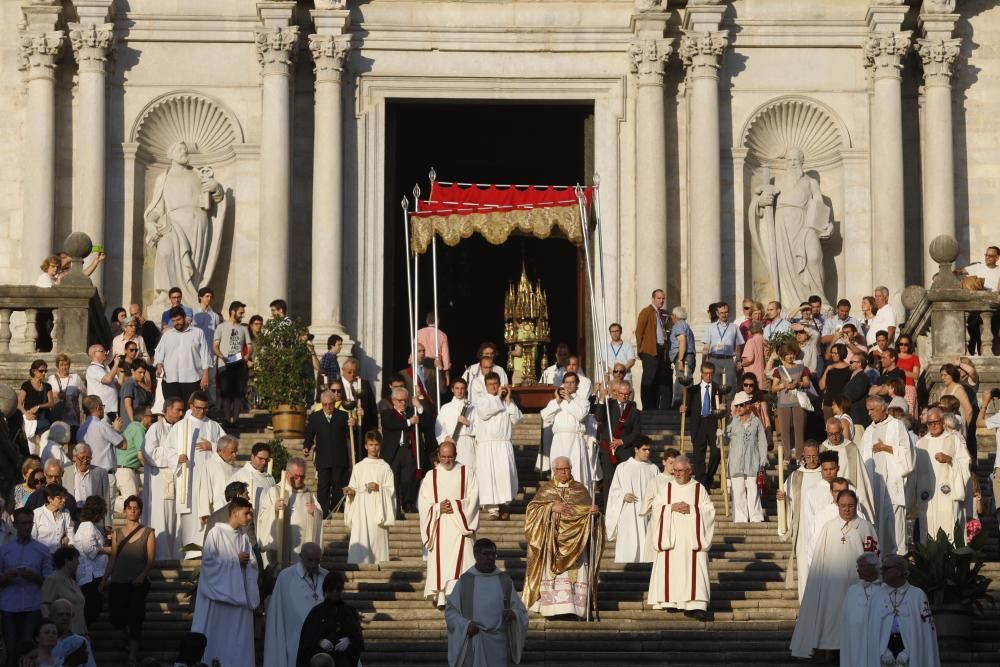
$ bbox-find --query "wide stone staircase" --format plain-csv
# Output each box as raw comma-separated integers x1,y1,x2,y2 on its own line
90,411,1000,666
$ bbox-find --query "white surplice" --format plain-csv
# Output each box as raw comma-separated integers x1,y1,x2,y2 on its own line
639,472,673,562
419,463,480,606
840,579,880,667
472,395,521,506
192,523,259,667
167,412,225,558
789,516,879,657
230,462,276,510
646,478,715,611
437,398,478,471
865,583,940,667
194,453,236,521
445,567,528,667
913,432,970,543
784,466,827,601
860,415,914,555
141,418,180,559
605,457,660,563
540,396,591,489
462,365,509,406
257,484,323,567
263,562,328,667
344,457,397,564
821,439,877,524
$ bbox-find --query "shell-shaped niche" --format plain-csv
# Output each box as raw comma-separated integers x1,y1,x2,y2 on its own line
743,98,846,169
133,92,242,165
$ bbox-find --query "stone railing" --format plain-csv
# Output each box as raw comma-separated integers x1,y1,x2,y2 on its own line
901,235,1000,402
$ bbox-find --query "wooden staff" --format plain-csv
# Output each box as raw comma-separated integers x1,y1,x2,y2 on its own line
679,395,687,455
177,419,190,507
276,471,288,569
348,408,357,468
777,446,787,537
716,370,730,518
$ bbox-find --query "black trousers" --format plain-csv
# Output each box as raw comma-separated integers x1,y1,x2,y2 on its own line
82,578,104,627
391,448,417,512
691,419,720,488
2,610,41,667
108,579,151,640
639,351,663,410
161,381,200,404
317,464,350,515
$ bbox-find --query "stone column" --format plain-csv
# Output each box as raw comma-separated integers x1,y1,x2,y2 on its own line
308,6,354,355
69,5,115,289
628,38,671,307
681,29,728,316
17,2,63,280
255,6,298,309
865,2,910,294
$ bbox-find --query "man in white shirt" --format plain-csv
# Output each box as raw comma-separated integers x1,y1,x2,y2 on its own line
960,246,1000,352
870,286,897,343
84,344,121,420
61,444,111,528
80,396,122,524
154,305,211,405
820,299,862,347
539,343,571,386
606,323,636,382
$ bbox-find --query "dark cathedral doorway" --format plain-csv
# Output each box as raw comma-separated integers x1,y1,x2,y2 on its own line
383,101,594,379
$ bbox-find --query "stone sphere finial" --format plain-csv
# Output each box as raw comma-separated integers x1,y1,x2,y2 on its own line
63,232,93,259
901,285,927,311
928,235,959,265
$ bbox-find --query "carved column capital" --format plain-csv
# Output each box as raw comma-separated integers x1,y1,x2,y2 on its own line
255,25,300,75
632,0,667,11
863,31,912,79
628,39,672,87
916,37,961,84
679,30,728,79
18,30,64,80
920,0,956,14
308,33,351,82
68,22,115,73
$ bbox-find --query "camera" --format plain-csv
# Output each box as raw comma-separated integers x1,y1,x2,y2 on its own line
990,387,1000,400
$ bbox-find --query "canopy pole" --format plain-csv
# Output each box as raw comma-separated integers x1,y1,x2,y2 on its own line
428,169,441,408
592,174,612,392
402,196,421,472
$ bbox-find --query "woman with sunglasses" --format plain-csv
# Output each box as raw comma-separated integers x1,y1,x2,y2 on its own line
738,301,764,343
894,336,920,417
736,372,772,444
48,354,83,440
15,458,43,509
18,359,56,438
818,343,851,421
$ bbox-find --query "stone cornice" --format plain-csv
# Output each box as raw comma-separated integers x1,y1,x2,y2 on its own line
309,33,351,81
679,30,728,77
255,25,300,74
863,31,911,78
916,37,961,82
68,22,115,71
18,30,64,79
628,39,672,87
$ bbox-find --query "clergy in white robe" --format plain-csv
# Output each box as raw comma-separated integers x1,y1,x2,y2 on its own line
166,397,226,559
540,375,591,490
191,498,259,667
790,489,880,658
860,397,914,555
821,417,877,524
462,359,509,406
437,380,477,471
194,436,238,525
840,553,881,667
913,408,971,544
645,455,715,617
777,443,826,601
230,441,277,510
472,376,521,517
257,457,324,567
522,457,603,618
639,447,680,562
445,538,528,667
865,555,940,667
344,434,397,564
141,398,184,559
605,438,659,563
263,543,328,667
420,442,480,606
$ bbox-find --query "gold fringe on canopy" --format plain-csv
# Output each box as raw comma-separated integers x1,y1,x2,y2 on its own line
409,205,584,254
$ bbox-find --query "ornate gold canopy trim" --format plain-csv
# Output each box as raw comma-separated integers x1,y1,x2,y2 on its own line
409,206,584,254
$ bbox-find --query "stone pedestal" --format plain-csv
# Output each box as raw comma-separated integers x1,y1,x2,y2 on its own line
18,3,63,281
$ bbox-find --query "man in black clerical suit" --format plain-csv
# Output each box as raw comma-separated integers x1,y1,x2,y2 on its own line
303,386,353,518
685,362,723,489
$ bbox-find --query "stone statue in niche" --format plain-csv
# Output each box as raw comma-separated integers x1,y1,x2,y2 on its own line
749,147,832,306
143,141,226,305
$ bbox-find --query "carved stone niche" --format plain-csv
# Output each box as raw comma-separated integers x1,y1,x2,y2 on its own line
739,96,851,304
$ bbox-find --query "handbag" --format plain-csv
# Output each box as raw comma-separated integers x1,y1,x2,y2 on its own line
780,366,814,412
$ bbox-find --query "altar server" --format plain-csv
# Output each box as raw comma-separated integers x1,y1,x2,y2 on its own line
437,378,477,470
344,431,396,564
645,455,715,620
194,435,238,526
820,417,876,524
640,447,679,561
473,373,521,520
865,554,940,667
840,553,881,667
860,396,914,555
777,441,826,600
141,397,184,559
604,436,659,563
192,497,259,667
230,441,276,509
913,407,971,543
258,456,323,567
420,441,479,607
263,542,328,667
540,373,591,491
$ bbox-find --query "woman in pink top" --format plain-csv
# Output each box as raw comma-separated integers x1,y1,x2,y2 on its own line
740,321,768,390
894,334,920,418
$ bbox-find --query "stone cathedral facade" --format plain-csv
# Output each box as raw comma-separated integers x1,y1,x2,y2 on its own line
0,0,997,374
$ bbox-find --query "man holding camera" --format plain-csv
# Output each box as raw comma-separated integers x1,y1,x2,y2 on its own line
474,373,523,520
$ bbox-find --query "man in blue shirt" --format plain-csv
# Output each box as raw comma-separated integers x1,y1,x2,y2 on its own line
0,508,52,664
701,302,744,386
669,306,696,408
160,286,194,330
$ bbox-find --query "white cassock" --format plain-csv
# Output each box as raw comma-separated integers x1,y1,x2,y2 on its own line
420,463,480,606
463,366,509,406
913,432,971,543
639,472,673,562
472,395,521,507
821,439,877,524
192,523,259,667
230,462,276,510
263,562,328,667
540,397,591,489
344,457,396,564
782,466,827,601
257,484,323,567
861,416,914,555
437,398,477,471
646,478,715,611
865,583,940,667
195,454,235,522
789,515,879,658
141,419,179,559
167,412,225,559
445,567,528,667
840,579,880,667
605,458,659,563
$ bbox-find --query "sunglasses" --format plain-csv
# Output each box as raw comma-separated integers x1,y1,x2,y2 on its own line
612,370,625,375
742,383,755,388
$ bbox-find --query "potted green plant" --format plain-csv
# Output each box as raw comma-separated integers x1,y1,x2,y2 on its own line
907,521,993,640
251,316,316,438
